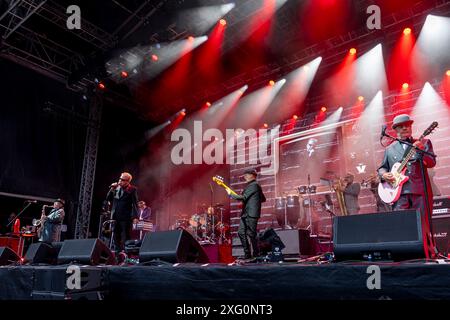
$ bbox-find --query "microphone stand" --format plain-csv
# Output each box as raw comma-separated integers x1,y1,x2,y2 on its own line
7,201,33,230
382,131,438,258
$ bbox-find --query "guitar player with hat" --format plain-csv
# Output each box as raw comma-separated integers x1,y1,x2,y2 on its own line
377,114,437,258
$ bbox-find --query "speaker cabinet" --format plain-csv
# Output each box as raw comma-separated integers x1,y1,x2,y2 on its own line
24,242,57,264
57,239,115,265
432,215,450,256
139,230,209,264
333,210,425,261
0,246,20,265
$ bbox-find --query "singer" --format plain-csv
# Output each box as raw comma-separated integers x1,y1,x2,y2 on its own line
106,172,139,253
377,114,437,257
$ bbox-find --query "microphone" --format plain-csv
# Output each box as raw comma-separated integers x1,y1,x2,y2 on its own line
25,200,37,203
380,124,387,138
110,182,119,189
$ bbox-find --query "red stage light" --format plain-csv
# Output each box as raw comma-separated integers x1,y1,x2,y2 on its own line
151,54,158,61
188,36,194,42
358,96,364,102
98,82,106,90
120,71,128,78
206,102,211,107
446,70,450,76
180,111,186,116
403,27,411,35
269,80,275,86
402,82,409,89
293,115,298,120
219,19,227,26
321,106,327,112
349,48,357,55
263,123,268,128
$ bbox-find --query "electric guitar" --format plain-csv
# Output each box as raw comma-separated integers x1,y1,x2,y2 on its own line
378,121,438,204
212,176,239,197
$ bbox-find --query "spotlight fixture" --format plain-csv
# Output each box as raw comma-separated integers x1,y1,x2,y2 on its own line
219,19,227,26
188,36,194,41
358,96,364,102
269,80,275,86
403,27,411,35
120,71,128,78
349,48,357,55
446,70,450,76
321,106,327,112
263,123,269,128
98,82,106,90
402,82,409,89
293,115,298,120
151,54,159,61
206,102,211,107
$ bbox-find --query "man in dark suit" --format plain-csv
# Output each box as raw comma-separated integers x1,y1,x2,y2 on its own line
377,114,437,257
106,172,139,252
227,168,266,260
343,172,361,215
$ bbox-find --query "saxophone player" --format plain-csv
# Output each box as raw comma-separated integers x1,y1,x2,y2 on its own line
38,199,65,243
334,173,361,215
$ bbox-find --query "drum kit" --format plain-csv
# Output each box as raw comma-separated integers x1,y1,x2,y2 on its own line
170,204,230,244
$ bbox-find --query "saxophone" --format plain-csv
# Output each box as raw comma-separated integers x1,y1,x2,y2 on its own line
333,178,348,216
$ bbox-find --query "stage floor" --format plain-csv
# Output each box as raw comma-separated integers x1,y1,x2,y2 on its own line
1,260,450,300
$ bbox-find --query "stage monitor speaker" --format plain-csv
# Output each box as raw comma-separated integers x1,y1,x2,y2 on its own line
24,242,57,264
139,230,209,264
57,239,115,265
0,246,21,265
333,210,425,261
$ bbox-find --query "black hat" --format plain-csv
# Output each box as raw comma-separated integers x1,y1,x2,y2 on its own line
55,198,65,206
243,168,258,176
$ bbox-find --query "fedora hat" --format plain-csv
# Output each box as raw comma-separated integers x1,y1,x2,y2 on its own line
392,114,414,129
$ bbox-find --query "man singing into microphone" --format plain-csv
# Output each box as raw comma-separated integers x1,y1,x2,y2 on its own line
106,172,139,252
377,114,437,257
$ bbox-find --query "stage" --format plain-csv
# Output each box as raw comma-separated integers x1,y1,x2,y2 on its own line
1,260,450,300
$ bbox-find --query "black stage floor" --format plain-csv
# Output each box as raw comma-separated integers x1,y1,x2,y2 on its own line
1,260,450,300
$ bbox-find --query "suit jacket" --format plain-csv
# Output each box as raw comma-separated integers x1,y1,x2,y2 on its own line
106,184,139,221
230,180,266,218
138,207,152,222
40,208,64,243
377,139,436,195
344,182,360,214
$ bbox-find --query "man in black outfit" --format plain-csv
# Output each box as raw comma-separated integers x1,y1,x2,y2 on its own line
106,172,139,252
228,168,266,260
378,114,437,258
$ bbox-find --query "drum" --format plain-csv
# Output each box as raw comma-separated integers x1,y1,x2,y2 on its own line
286,195,300,227
189,214,202,227
215,222,229,234
274,197,286,210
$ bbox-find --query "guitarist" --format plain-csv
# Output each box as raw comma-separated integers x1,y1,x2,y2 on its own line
377,114,437,257
226,168,266,260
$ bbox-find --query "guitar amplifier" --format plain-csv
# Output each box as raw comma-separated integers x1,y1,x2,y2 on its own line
432,196,450,217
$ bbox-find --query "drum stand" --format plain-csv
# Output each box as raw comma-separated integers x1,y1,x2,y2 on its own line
305,174,316,236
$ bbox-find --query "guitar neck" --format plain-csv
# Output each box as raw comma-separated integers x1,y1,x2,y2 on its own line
397,135,425,173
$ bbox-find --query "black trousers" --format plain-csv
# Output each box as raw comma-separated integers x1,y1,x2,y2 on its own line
238,216,259,258
114,220,131,252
